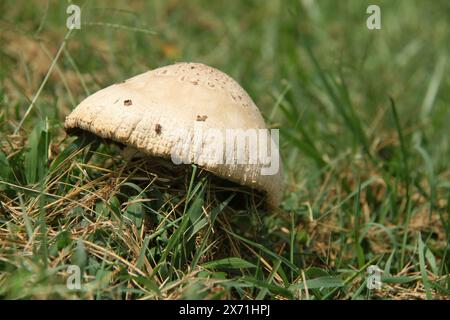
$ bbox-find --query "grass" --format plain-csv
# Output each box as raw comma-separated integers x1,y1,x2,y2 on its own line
0,0,449,299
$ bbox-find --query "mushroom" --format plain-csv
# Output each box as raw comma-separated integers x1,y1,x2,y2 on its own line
65,62,283,207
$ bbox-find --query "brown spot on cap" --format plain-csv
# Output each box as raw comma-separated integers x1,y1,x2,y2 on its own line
196,115,208,121
124,99,132,106
155,123,162,135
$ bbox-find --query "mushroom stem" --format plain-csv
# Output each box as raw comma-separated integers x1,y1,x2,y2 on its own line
121,146,146,161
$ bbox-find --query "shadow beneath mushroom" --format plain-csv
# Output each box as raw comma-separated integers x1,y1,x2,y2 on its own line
68,128,268,211
64,130,277,269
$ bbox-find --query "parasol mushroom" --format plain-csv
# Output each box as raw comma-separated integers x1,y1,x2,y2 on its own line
65,62,283,207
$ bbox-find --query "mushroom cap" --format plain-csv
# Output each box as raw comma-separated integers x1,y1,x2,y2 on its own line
65,62,283,206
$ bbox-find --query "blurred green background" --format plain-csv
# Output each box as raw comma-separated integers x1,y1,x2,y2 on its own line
0,0,449,299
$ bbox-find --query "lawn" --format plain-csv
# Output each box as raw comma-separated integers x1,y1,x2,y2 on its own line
0,0,449,299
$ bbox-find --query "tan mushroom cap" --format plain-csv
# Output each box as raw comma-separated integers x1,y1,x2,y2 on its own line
65,62,283,207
